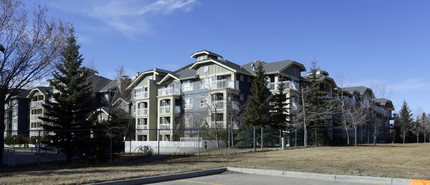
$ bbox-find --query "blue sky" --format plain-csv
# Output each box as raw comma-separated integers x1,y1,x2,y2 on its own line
32,0,430,114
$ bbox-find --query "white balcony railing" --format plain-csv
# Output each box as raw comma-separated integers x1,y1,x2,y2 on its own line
213,100,224,109
30,114,42,121
137,108,148,116
159,124,170,130
283,81,300,91
229,101,239,110
158,88,180,96
175,106,181,113
160,105,170,114
267,82,275,90
209,79,234,90
135,91,148,99
30,100,43,107
136,125,148,130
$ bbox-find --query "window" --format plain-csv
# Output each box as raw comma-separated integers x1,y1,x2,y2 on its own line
240,75,244,81
200,78,211,89
240,94,244,101
184,98,193,109
197,56,206,61
247,76,251,83
200,96,208,107
182,80,193,91
184,115,192,125
138,118,147,125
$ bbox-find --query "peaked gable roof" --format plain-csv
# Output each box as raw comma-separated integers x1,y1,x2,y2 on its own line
126,68,172,90
342,86,375,98
242,60,306,76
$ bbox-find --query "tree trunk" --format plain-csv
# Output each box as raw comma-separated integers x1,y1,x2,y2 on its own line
301,89,307,147
354,126,357,146
417,133,419,143
402,130,406,144
0,89,6,164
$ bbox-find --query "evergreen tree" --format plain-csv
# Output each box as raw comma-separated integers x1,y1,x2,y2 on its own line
398,101,413,144
271,77,288,130
241,62,272,128
41,29,95,164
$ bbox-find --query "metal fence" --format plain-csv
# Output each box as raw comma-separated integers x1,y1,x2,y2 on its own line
3,127,381,167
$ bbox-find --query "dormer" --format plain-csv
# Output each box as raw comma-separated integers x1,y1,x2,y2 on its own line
190,50,223,62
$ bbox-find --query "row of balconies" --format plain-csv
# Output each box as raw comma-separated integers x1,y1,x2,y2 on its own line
135,80,236,100
267,81,300,91
136,101,240,117
136,123,171,131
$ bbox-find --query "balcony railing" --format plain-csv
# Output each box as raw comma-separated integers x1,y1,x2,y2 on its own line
135,91,148,99
159,124,170,130
209,79,234,90
137,108,148,116
229,101,239,110
212,100,224,109
267,82,275,90
30,114,42,121
136,125,148,130
283,81,300,91
211,121,224,128
160,105,170,114
158,88,180,96
175,106,181,113
30,100,43,107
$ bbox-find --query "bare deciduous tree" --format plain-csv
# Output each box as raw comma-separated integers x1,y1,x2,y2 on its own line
0,0,68,162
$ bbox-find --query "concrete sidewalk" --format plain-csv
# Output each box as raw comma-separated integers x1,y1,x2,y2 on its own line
89,166,418,185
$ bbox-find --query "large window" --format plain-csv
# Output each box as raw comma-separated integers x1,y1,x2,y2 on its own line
182,80,193,91
184,98,193,109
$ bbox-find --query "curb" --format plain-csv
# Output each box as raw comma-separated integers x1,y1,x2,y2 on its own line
227,167,412,185
88,167,227,185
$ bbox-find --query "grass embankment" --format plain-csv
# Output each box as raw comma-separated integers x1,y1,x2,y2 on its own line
1,143,429,184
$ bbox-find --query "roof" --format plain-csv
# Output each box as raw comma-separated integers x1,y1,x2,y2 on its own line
374,98,395,110
342,86,375,99
99,106,134,120
87,75,112,92
190,50,223,59
26,86,53,98
241,60,306,75
173,63,198,80
126,68,172,90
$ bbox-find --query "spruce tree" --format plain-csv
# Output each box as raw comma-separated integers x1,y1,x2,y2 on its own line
41,29,94,164
241,62,272,128
398,100,413,144
271,77,288,130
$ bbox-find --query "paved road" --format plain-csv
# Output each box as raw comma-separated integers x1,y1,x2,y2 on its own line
150,173,383,185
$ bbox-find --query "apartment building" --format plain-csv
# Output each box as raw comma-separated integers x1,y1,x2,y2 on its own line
27,87,53,138
4,89,30,137
127,50,307,141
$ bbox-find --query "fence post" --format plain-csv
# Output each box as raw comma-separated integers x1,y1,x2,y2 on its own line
129,138,132,157
279,129,282,149
228,127,230,156
198,129,200,158
295,128,297,148
38,130,41,168
253,127,256,152
109,130,113,162
157,128,160,155
261,127,264,151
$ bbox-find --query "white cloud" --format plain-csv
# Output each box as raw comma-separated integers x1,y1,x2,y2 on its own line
48,0,200,39
387,78,430,92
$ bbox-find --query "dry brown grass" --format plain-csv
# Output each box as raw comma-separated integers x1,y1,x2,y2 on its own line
1,143,429,184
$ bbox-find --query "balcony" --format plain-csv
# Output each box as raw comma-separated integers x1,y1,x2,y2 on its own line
137,108,148,116
30,114,42,121
175,106,181,114
229,101,239,110
30,100,43,107
160,105,170,114
209,79,234,90
159,123,170,130
212,100,224,109
283,81,300,91
158,88,180,96
267,82,275,90
182,85,193,92
135,91,148,99
136,125,148,130
211,121,224,128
